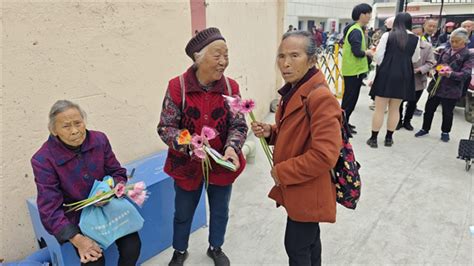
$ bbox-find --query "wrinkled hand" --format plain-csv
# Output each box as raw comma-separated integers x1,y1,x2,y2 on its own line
222,146,240,170
414,67,421,74
434,46,444,55
70,234,102,264
251,122,271,138
270,167,280,186
365,49,374,57
439,70,451,77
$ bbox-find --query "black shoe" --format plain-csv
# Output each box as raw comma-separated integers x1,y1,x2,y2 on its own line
384,138,394,147
403,121,414,131
169,250,188,266
207,247,230,266
441,132,450,142
396,121,403,130
414,129,428,137
366,138,378,148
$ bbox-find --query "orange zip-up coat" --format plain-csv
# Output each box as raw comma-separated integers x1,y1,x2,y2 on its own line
268,70,342,223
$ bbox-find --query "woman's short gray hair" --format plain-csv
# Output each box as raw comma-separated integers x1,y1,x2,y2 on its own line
193,45,210,69
281,30,318,61
450,28,470,44
48,100,87,132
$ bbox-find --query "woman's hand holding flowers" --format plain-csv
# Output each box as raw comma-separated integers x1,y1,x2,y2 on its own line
251,121,271,138
222,146,240,169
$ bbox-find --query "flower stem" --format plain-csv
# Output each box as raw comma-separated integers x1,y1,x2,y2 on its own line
430,76,442,98
201,159,206,190
205,156,210,189
65,191,115,212
249,111,273,167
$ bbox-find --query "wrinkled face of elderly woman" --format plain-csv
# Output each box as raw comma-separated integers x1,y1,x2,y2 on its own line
277,36,316,86
52,108,87,147
195,40,229,84
450,36,466,50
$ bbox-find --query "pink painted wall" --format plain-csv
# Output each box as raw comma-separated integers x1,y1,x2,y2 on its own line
190,0,206,35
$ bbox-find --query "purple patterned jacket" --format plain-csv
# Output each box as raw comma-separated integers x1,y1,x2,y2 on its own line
31,130,127,243
435,47,473,99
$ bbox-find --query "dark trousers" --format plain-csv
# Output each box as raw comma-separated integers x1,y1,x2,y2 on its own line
341,75,364,124
75,232,141,266
173,182,232,251
422,96,457,133
400,90,424,123
284,217,321,266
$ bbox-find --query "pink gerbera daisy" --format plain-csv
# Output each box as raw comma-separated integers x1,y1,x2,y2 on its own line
240,99,255,114
201,126,218,141
191,135,204,149
223,95,242,114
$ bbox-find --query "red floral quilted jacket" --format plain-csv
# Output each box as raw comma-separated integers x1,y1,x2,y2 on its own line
157,67,248,191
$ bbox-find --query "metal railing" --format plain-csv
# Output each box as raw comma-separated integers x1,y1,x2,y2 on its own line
430,0,472,3
316,43,345,98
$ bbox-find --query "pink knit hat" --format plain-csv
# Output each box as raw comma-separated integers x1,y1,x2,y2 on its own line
445,22,455,28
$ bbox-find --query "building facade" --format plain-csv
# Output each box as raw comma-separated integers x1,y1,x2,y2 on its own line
373,0,474,28
285,0,373,33
1,0,284,261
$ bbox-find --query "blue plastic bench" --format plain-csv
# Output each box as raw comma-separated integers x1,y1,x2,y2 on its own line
27,151,207,265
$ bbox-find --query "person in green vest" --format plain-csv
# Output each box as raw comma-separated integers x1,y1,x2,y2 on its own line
422,18,438,45
341,3,373,134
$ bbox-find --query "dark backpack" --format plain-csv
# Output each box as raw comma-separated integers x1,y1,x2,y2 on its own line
305,87,361,209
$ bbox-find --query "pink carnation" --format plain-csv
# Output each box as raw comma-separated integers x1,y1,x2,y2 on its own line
114,183,126,198
133,181,146,194
127,189,137,198
129,190,148,207
135,191,147,207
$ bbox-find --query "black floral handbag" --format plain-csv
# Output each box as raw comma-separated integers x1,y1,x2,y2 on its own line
304,88,361,209
330,111,361,209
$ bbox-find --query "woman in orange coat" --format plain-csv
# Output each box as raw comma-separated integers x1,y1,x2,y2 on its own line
251,31,342,265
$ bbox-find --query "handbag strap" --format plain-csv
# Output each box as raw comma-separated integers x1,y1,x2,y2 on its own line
179,75,186,111
303,84,348,140
224,76,232,96
302,82,330,118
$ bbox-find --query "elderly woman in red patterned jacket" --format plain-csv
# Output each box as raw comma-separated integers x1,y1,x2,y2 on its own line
157,27,248,266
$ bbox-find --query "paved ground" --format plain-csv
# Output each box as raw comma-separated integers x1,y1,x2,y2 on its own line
144,84,473,265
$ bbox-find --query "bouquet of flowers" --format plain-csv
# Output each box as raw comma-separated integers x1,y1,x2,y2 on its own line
64,177,148,212
224,95,273,167
429,64,452,98
76,176,145,249
177,126,236,188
